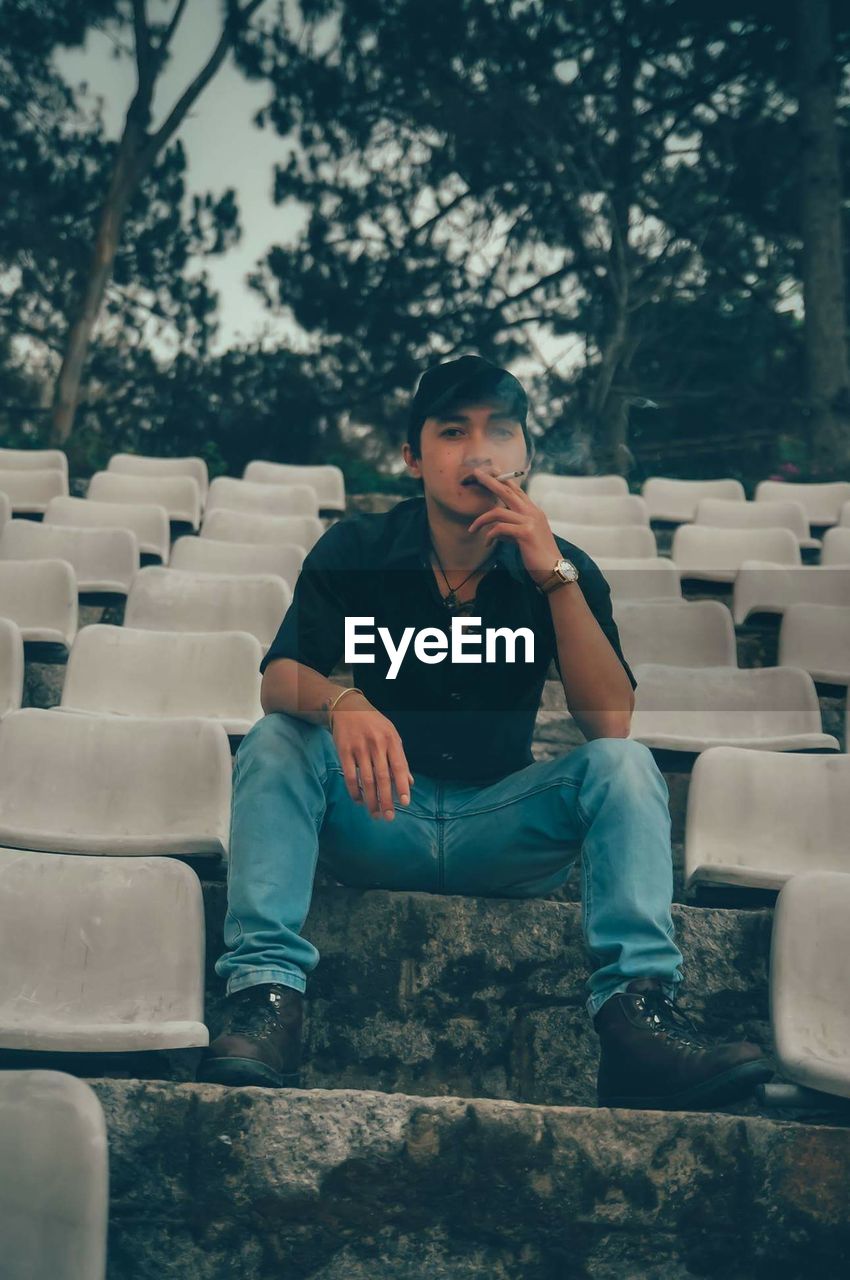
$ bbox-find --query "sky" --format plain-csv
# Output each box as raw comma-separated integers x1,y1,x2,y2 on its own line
56,0,305,352
53,0,582,384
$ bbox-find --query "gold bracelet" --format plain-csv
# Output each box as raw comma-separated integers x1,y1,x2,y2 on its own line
327,685,365,732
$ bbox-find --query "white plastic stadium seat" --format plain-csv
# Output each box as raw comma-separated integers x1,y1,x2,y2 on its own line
0,446,68,478
243,460,346,512
0,491,8,531
538,493,650,526
0,560,77,649
125,565,290,647
171,535,305,586
642,477,745,523
671,524,800,583
0,1071,107,1280
0,708,230,857
595,557,682,602
685,748,850,892
61,625,263,734
840,500,850,528
732,563,850,625
0,851,208,1052
527,473,628,503
778,604,850,685
755,480,850,529
820,527,850,565
0,468,68,514
201,508,324,552
206,476,319,519
771,870,850,1100
629,664,838,753
107,452,209,501
44,495,170,563
613,600,737,669
0,519,139,595
0,618,24,719
695,497,820,550
551,522,657,559
88,470,201,529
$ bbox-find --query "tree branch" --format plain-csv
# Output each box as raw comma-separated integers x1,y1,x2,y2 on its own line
132,0,153,80
143,0,266,162
158,0,189,56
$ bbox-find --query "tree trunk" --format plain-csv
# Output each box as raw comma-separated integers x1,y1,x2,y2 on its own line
48,126,144,452
797,0,850,473
593,19,639,477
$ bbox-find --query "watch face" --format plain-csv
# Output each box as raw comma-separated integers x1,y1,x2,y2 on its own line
556,558,579,582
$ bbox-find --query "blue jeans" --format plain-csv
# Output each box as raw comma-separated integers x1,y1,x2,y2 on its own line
215,713,684,1020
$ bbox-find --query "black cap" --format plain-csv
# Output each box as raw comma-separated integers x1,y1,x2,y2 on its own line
409,355,529,432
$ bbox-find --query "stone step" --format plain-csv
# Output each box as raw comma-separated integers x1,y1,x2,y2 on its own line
89,1078,850,1279
198,884,774,1109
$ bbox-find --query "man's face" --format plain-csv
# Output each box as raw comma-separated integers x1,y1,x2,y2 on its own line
403,399,528,519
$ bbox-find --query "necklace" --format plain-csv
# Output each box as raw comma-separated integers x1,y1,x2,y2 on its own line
430,543,494,609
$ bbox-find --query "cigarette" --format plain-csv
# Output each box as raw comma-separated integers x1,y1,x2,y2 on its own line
494,469,527,481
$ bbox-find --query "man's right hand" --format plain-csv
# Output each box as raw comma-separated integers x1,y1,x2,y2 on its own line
331,694,414,821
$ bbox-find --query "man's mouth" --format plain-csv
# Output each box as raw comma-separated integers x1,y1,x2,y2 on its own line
460,474,490,488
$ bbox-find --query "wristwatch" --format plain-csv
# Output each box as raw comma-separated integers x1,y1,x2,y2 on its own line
538,557,580,594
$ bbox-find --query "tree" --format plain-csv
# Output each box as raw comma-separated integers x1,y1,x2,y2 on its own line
46,0,266,451
245,0,829,477
796,0,850,471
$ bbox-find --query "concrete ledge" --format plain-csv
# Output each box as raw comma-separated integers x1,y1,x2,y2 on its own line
89,1079,850,1279
203,886,774,1108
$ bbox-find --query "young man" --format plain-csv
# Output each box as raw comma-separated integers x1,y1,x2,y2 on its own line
199,355,771,1110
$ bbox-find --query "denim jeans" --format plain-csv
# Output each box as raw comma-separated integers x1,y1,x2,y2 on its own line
215,713,684,1020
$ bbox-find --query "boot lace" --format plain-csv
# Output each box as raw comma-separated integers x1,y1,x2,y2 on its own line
632,989,706,1051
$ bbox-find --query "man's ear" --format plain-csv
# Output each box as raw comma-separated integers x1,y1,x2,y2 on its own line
402,443,422,479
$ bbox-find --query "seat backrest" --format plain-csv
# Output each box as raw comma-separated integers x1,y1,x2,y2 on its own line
243,461,346,510
0,447,68,476
614,600,736,667
755,480,850,526
695,497,809,540
0,519,139,592
527,473,628,502
0,491,8,531
0,849,206,1036
820,527,850,566
0,559,77,644
107,452,209,499
686,749,850,881
0,708,231,852
88,470,201,527
631,663,824,737
550,522,656,559
672,524,801,572
171,535,305,585
538,493,650,526
0,617,24,719
124,565,291,646
0,468,68,511
595,557,682,601
44,495,170,562
206,477,319,519
61,624,263,724
778,603,850,682
0,1069,107,1280
200,508,324,551
642,477,745,522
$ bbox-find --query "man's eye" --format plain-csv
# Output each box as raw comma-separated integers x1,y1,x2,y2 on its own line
441,427,463,436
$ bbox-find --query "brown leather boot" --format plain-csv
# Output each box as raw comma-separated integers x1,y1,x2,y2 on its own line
197,983,303,1088
594,978,772,1110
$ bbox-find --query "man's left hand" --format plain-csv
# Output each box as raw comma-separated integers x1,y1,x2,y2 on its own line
466,468,561,588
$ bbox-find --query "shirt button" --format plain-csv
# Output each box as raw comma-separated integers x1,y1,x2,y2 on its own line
449,692,461,703
441,752,453,761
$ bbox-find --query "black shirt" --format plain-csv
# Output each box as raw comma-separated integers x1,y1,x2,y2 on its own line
261,497,637,782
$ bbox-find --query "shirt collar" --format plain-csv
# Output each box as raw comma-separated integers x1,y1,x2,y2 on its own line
384,497,528,585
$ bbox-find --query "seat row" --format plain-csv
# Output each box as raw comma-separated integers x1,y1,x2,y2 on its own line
545,518,850,567
529,473,850,528
0,447,346,520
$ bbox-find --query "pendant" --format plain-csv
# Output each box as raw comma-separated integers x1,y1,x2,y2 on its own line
444,591,457,608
